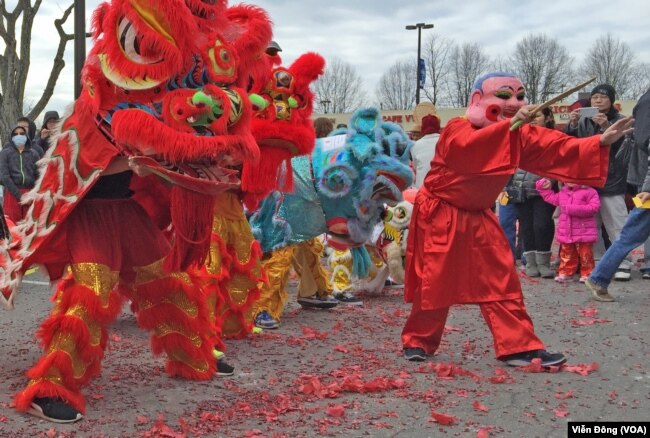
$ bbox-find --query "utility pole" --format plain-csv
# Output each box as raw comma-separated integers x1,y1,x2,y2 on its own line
405,23,433,105
74,0,86,99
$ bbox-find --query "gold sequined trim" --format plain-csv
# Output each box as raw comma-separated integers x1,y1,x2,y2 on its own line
133,258,192,286
28,368,64,387
66,305,102,346
168,350,209,373
71,263,118,308
155,322,202,347
226,274,256,306
137,292,199,318
47,332,88,379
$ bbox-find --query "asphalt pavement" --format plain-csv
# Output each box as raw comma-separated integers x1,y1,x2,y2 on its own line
0,255,648,438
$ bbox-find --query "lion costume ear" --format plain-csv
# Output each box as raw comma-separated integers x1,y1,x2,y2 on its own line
224,5,273,89
289,53,326,96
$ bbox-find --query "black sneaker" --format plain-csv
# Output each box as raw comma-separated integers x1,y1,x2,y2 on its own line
297,294,339,309
216,358,235,376
333,292,363,306
501,349,567,367
29,397,83,423
404,347,426,362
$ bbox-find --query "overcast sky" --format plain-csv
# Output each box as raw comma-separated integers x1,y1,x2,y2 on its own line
19,0,650,121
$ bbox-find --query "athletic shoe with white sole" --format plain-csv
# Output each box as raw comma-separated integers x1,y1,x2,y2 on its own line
29,397,83,423
501,350,567,367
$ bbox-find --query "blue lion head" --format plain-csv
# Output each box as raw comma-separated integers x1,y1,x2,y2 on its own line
312,107,414,247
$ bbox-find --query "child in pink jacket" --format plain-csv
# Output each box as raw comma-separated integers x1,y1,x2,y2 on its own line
536,178,601,283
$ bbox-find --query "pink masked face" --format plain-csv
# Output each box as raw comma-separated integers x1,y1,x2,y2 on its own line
466,76,526,128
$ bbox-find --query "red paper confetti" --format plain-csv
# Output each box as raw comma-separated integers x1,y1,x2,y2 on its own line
472,400,489,412
555,390,575,400
326,404,346,417
562,362,600,376
554,409,569,418
477,427,490,438
430,411,456,425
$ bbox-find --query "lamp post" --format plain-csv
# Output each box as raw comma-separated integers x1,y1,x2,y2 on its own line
320,99,331,114
405,22,433,105
74,0,86,99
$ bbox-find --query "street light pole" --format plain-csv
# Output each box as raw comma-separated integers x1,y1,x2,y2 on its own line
405,22,433,105
74,0,86,99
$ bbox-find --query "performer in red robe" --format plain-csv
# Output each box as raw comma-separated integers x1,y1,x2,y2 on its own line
401,72,633,366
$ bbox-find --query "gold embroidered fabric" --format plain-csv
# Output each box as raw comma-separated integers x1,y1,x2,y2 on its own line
137,292,199,318
71,263,119,308
168,350,209,374
65,305,102,346
292,238,333,298
155,322,202,347
329,251,353,293
254,246,294,320
48,332,88,379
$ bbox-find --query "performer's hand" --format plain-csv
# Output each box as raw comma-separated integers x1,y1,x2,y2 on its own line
568,109,580,127
600,116,634,146
539,179,552,190
512,105,536,126
638,192,650,203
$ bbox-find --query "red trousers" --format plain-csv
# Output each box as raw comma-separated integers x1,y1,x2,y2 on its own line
558,242,595,277
401,298,545,359
3,188,30,223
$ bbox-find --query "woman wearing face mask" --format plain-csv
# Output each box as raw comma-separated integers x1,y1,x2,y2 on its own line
0,125,41,222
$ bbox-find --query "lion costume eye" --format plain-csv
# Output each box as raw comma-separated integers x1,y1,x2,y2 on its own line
117,17,162,65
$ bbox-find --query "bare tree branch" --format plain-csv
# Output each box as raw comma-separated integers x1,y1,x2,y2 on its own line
375,59,416,110
27,3,74,120
509,34,574,104
313,57,367,114
580,33,636,98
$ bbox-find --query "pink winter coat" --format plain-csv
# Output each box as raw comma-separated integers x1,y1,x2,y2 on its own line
535,180,600,244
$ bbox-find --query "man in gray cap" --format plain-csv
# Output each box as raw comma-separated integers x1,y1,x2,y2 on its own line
266,40,282,57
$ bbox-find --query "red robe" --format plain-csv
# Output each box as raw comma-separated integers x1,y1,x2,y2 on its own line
404,117,608,310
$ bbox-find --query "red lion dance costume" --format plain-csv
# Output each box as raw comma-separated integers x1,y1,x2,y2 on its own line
0,0,278,423
205,46,325,338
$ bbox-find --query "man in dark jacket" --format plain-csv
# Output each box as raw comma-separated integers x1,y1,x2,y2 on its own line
586,89,650,300
0,125,41,222
565,84,632,280
36,110,60,154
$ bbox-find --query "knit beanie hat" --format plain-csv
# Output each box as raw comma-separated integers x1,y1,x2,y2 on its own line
420,114,440,136
591,84,616,103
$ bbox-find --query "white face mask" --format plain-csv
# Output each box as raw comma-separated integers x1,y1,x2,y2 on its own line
12,134,27,147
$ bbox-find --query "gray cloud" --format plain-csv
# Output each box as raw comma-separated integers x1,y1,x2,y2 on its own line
22,0,650,118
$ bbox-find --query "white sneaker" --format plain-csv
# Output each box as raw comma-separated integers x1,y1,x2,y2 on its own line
614,269,631,281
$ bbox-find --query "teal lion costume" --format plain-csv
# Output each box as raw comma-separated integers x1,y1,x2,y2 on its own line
248,107,413,322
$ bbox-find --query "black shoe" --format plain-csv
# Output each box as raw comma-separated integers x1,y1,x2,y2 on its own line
333,292,363,306
384,279,402,288
216,358,235,376
297,294,339,309
502,349,567,367
404,347,426,362
217,357,235,376
29,397,83,423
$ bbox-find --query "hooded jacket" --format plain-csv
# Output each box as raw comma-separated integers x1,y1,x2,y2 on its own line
0,125,41,199
564,107,626,196
626,90,650,194
36,110,60,153
536,179,600,244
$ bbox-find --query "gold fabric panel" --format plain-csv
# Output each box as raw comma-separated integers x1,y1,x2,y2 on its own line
71,263,119,308
168,349,209,374
134,258,192,285
48,332,88,380
155,322,202,348
137,293,199,318
253,246,294,320
65,305,102,346
329,251,353,293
